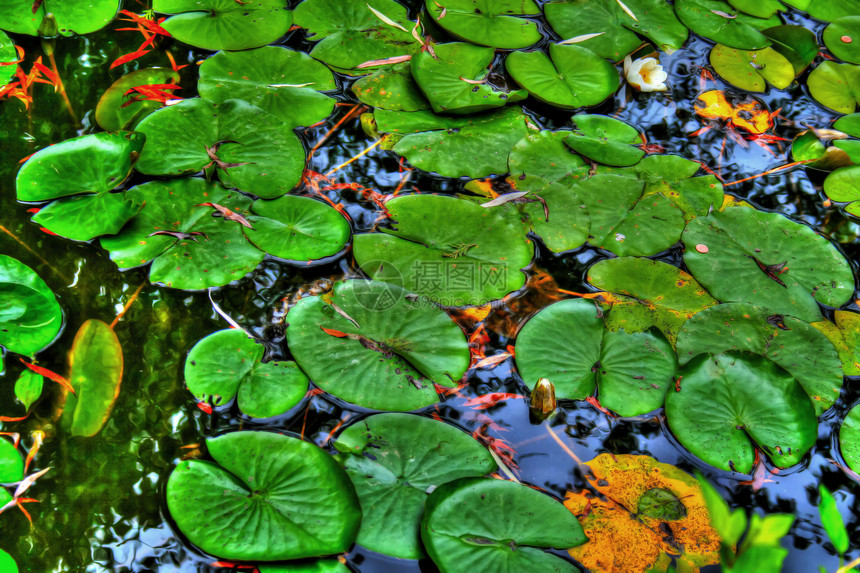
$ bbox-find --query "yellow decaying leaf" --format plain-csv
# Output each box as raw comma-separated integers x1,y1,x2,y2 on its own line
564,454,722,573
812,310,860,376
694,90,773,135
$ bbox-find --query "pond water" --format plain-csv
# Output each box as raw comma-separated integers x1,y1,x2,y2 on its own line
1,1,860,572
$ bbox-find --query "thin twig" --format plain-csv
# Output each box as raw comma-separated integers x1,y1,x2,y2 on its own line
307,104,367,161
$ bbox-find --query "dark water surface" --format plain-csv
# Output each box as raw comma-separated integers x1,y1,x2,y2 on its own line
1,1,859,572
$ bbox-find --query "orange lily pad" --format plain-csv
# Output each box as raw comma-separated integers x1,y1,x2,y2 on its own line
694,90,773,135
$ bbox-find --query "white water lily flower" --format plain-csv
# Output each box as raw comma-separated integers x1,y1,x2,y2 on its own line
623,55,668,92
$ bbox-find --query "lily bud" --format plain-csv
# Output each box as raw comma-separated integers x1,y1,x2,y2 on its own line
623,55,668,92
529,378,557,422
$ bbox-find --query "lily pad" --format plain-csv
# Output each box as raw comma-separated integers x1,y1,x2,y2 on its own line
834,113,860,137
675,303,843,415
285,280,470,411
353,194,533,305
259,561,349,573
812,310,860,376
185,329,308,418
244,195,350,262
198,46,337,129
762,25,818,74
790,130,853,171
709,44,795,92
166,431,360,561
374,106,529,178
824,165,860,213
782,0,860,22
14,369,43,411
681,207,855,322
134,98,304,199
727,0,784,18
61,319,124,438
411,42,526,115
839,403,860,472
674,0,780,50
586,257,719,344
0,438,23,483
506,44,620,110
0,30,17,79
333,413,495,559
665,352,818,473
293,0,419,73
152,0,292,51
95,68,180,131
512,182,591,253
0,255,63,357
0,0,119,36
544,0,688,60
0,549,16,573
100,178,265,290
564,454,721,572
425,0,541,49
565,115,644,166
807,61,860,114
515,298,677,416
422,477,586,573
351,62,430,111
506,130,588,192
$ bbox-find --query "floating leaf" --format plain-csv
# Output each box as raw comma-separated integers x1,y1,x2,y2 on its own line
790,130,852,171
0,30,18,80
515,298,676,416
564,454,721,572
61,319,123,438
818,485,849,555
565,115,644,166
839,402,860,472
665,352,817,473
0,438,23,483
587,257,718,344
782,0,860,22
294,0,420,74
709,44,794,91
762,25,818,74
198,46,337,129
374,106,529,178
0,0,119,36
515,182,590,253
545,0,687,60
100,178,266,290
14,370,43,411
0,549,16,573
411,42,526,115
807,61,860,114
681,207,855,322
0,255,63,357
506,129,588,192
286,280,470,411
676,302,843,415
333,413,495,559
259,561,349,573
675,0,779,49
351,62,429,111
812,310,860,376
421,477,586,573
152,0,292,51
134,98,304,199
16,131,144,241
695,90,774,134
727,0,784,18
166,431,361,561
425,0,541,49
505,44,620,110
185,329,308,418
95,68,180,132
353,194,533,305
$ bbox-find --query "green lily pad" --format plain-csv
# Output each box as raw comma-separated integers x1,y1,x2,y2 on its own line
31,193,142,243
95,68,180,132
374,106,529,178
665,352,818,473
812,310,860,376
839,403,860,472
824,166,860,213
0,30,17,81
185,329,308,418
727,0,784,18
243,195,350,262
0,0,119,36
566,115,644,166
14,369,43,411
506,130,588,192
762,25,818,74
333,413,495,559
351,62,430,111
808,61,860,114
135,98,304,199
681,207,855,322
152,0,292,51
426,0,541,49
0,549,16,573
675,0,779,50
790,130,853,171
782,0,860,22
61,319,124,438
834,139,860,163
412,42,526,115
294,0,420,74
515,298,677,416
709,44,795,92
259,561,349,573
675,303,843,415
198,46,337,129
834,113,860,137
506,44,620,110
0,438,23,483
287,279,470,410
0,255,63,357
353,194,533,305
513,182,591,253
166,431,360,561
545,0,687,60
421,477,586,573
586,257,719,345
100,178,265,290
